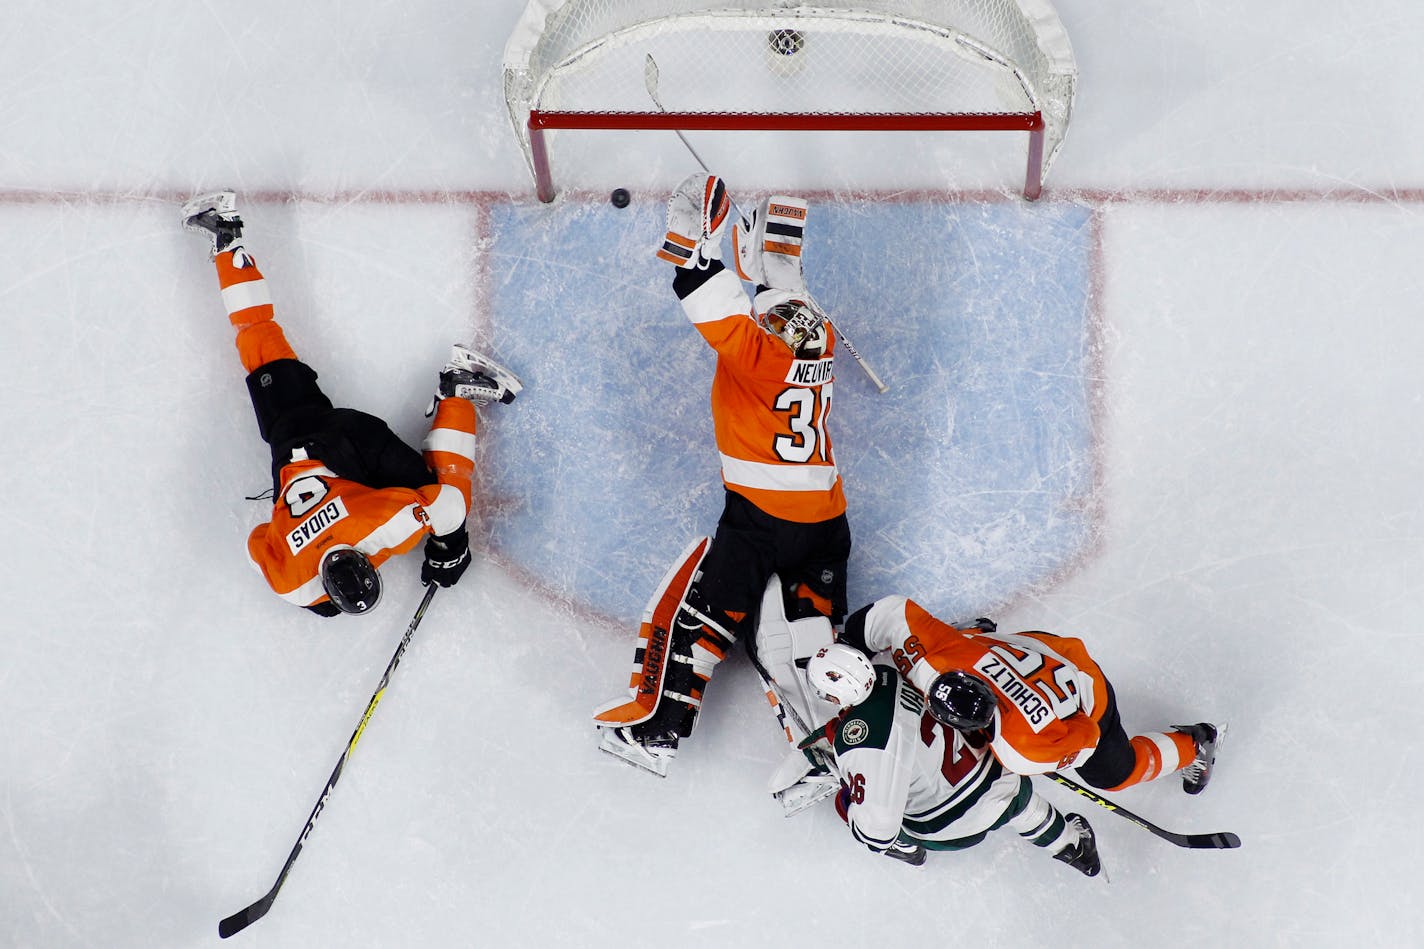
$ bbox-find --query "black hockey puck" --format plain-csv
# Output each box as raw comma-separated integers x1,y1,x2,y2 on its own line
610,188,631,208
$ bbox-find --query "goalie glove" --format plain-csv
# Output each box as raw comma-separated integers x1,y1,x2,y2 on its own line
421,525,471,588
734,195,808,293
656,173,730,269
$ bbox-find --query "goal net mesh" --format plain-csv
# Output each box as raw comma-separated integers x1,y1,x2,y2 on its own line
504,1,1076,186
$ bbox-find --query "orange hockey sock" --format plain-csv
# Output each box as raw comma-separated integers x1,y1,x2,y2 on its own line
1106,731,1195,791
215,249,274,328
214,249,299,372
235,321,297,374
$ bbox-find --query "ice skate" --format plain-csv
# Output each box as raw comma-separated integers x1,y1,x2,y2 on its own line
181,190,244,258
885,837,927,867
597,724,678,778
1052,814,1102,878
1175,722,1222,795
439,344,523,406
771,751,840,817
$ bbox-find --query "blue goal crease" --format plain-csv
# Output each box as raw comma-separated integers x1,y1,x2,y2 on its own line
479,198,1097,624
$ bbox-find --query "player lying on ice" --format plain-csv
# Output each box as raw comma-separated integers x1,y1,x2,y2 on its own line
593,173,853,776
182,191,522,616
756,584,1222,872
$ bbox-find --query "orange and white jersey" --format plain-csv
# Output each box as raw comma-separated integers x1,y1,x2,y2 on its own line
245,398,478,608
854,595,1108,775
679,267,845,524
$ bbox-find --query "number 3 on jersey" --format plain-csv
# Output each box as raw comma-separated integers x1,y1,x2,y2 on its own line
285,475,330,517
773,382,832,463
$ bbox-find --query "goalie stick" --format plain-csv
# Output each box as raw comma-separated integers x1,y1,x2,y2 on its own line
643,53,889,394
748,646,816,738
1045,771,1242,850
218,583,440,939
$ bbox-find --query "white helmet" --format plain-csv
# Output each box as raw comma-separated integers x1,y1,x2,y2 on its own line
806,644,875,707
755,289,828,357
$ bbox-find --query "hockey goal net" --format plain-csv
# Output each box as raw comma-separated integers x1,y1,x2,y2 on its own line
503,0,1077,201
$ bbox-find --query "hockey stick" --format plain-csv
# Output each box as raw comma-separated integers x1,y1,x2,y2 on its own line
1044,771,1241,850
748,646,816,739
642,53,889,394
218,583,440,938
748,646,842,815
804,292,888,394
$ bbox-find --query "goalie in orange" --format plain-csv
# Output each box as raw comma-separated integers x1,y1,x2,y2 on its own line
595,174,853,776
182,191,522,616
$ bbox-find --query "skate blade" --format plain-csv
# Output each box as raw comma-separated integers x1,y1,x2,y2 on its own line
448,344,524,397
180,190,237,224
597,729,672,778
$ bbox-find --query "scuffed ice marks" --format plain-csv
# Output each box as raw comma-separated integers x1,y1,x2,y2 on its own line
480,197,1099,622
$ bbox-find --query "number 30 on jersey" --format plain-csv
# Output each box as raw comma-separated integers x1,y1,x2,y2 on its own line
773,383,832,463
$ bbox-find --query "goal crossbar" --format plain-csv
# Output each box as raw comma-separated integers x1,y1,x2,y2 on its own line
527,109,1047,201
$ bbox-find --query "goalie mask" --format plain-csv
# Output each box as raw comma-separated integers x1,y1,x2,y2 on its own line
806,644,875,708
320,546,382,615
760,296,827,358
926,671,997,730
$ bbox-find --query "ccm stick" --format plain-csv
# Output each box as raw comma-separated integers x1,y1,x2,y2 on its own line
1045,771,1242,850
218,584,440,938
643,54,890,394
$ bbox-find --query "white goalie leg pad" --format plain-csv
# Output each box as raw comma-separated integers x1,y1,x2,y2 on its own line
734,195,808,293
754,573,840,743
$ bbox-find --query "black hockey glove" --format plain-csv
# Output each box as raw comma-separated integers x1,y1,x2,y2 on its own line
971,617,996,633
421,526,471,588
836,605,875,658
306,601,342,618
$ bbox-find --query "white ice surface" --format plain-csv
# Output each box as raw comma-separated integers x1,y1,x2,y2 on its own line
2,3,1422,947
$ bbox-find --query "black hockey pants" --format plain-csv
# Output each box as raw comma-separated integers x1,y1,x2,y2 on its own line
245,358,433,495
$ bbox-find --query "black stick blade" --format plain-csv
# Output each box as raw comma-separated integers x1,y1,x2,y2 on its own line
219,891,275,938
1185,830,1242,849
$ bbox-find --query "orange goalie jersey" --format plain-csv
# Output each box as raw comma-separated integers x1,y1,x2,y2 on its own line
850,595,1108,775
679,266,845,524
246,398,478,608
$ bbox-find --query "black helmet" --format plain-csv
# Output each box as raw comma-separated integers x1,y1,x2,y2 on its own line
319,547,382,615
927,671,997,730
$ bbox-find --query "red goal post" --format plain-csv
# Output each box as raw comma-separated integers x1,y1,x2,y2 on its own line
503,1,1077,201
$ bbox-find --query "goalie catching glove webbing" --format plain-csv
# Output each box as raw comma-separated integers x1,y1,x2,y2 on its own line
656,174,731,270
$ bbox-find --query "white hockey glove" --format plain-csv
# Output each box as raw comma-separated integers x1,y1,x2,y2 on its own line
734,195,808,293
656,173,731,269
